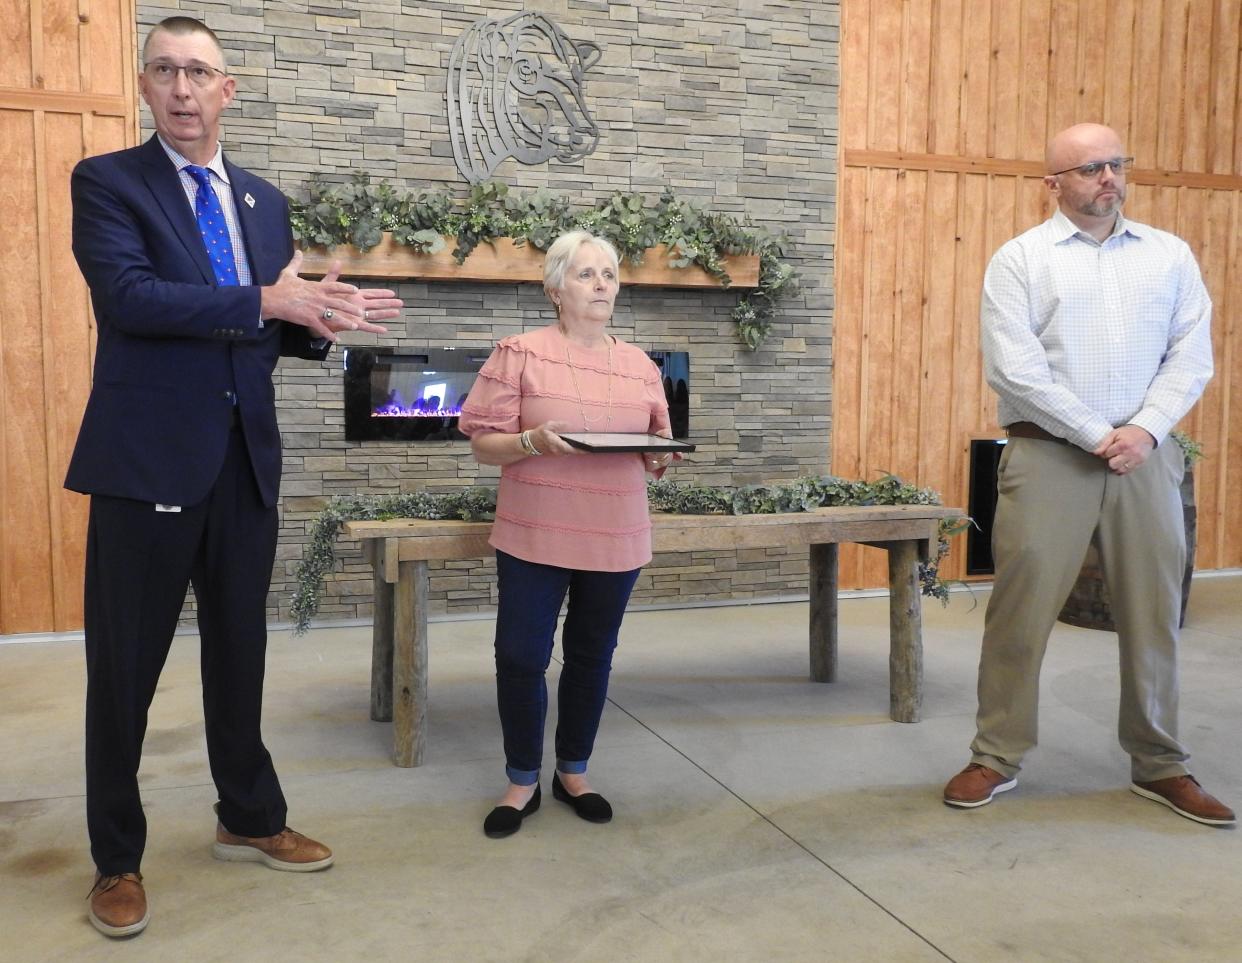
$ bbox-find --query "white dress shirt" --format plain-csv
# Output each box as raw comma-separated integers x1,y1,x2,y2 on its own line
157,135,254,286
980,208,1213,450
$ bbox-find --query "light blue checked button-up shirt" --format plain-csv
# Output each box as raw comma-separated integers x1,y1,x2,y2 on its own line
981,208,1213,451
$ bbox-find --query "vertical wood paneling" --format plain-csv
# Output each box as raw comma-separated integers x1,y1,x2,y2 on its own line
1132,0,1165,163
833,151,869,484
869,1,904,151
42,0,80,91
900,0,933,152
1047,1,1080,134
0,2,33,87
929,0,963,154
1183,0,1213,171
917,171,959,481
1018,0,1053,159
0,110,55,631
44,112,93,629
1220,193,1242,563
0,0,138,633
840,0,871,154
1103,0,1138,134
1209,0,1241,174
990,0,1022,159
959,3,990,158
838,0,1242,589
893,170,929,479
1157,0,1190,170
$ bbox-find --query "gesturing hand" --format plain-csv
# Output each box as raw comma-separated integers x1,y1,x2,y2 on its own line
260,251,404,341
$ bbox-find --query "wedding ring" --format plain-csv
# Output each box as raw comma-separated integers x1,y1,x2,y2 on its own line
322,308,334,321
364,309,370,321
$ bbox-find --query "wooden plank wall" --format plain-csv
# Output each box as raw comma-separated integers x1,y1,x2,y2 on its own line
0,0,138,634
835,0,1242,590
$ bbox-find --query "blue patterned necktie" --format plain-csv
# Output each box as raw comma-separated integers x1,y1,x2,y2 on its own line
183,164,239,286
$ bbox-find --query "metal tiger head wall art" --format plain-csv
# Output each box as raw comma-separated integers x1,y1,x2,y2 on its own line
446,12,603,184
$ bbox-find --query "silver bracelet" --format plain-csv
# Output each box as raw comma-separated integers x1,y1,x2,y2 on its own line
519,430,542,456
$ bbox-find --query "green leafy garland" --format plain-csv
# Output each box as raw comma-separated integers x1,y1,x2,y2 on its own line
287,174,798,350
290,475,967,635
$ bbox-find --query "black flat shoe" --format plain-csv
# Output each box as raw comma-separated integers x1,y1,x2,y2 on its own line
552,772,612,824
483,784,541,839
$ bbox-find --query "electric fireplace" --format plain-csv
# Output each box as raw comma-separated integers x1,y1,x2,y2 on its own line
343,347,690,443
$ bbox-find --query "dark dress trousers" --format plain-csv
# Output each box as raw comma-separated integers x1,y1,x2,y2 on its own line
67,135,329,875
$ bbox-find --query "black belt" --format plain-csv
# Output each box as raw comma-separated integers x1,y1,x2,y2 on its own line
1004,421,1069,445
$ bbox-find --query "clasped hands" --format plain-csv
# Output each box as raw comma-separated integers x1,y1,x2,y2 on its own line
1094,424,1155,476
261,250,403,341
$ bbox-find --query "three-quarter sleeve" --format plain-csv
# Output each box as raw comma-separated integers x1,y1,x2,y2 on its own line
458,337,525,438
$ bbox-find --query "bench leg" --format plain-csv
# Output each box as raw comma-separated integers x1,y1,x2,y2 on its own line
370,546,394,723
809,542,838,682
393,559,429,767
887,540,923,722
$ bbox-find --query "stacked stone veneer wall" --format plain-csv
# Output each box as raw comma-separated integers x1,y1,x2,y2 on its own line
139,1,838,625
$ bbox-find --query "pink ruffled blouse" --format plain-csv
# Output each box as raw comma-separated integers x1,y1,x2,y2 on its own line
458,324,671,572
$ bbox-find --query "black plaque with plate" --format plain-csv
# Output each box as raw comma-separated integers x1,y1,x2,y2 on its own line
558,432,696,453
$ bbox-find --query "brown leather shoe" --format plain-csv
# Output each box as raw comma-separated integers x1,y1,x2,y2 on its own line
88,872,149,937
1131,775,1236,827
213,824,334,871
943,763,1017,808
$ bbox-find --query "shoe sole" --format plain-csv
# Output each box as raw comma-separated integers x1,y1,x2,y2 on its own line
211,842,335,871
1130,784,1237,827
943,778,1017,809
89,907,150,938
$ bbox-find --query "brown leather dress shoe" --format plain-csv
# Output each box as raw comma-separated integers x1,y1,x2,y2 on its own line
1131,775,1236,827
88,872,149,938
943,763,1017,808
213,824,334,872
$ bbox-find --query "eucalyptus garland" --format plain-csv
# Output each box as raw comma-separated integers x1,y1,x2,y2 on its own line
290,475,967,635
287,174,798,350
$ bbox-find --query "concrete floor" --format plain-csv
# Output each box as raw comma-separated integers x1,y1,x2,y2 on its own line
2,575,1240,962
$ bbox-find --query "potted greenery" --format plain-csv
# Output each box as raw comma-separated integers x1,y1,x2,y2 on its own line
287,175,798,349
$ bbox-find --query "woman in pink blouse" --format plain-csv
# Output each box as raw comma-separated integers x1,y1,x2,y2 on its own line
458,230,677,838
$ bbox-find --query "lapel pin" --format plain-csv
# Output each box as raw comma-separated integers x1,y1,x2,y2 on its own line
244,193,255,208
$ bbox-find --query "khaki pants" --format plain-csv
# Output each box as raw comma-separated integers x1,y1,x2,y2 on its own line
970,436,1189,782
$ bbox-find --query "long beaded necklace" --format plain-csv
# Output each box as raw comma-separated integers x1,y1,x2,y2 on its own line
562,328,614,432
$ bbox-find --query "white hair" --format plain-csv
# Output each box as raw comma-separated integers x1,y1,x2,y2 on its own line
542,230,620,298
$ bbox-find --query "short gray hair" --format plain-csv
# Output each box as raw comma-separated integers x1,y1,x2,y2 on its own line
542,230,620,298
144,16,228,71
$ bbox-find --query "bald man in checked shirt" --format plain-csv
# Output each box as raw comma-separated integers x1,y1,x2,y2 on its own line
941,123,1233,827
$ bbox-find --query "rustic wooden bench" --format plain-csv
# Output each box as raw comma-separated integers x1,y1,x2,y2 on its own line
343,504,961,766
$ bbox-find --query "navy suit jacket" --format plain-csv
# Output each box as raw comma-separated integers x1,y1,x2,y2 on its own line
66,135,329,508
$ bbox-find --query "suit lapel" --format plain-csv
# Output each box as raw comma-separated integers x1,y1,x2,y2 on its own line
225,160,280,285
138,136,215,285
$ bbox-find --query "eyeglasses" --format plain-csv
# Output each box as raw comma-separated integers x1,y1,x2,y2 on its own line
1049,157,1134,179
143,61,228,87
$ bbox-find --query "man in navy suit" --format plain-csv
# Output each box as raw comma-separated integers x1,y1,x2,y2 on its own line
67,16,403,937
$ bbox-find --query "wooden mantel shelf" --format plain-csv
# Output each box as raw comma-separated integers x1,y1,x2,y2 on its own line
298,234,760,288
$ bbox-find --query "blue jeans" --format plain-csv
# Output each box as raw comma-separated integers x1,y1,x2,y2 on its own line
493,550,641,786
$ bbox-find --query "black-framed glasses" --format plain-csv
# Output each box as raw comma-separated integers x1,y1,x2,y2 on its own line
1049,157,1134,179
143,61,228,87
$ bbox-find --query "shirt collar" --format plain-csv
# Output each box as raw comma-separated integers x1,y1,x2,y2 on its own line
156,135,229,184
1049,207,1142,245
